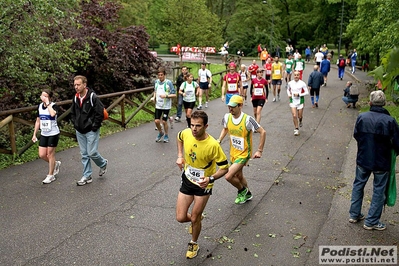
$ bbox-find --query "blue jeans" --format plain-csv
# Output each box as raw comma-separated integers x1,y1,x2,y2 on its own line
338,67,345,79
76,130,107,178
349,165,389,226
351,60,356,73
176,94,183,118
342,96,357,105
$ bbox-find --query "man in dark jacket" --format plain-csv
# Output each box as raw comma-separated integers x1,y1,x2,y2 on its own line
175,66,188,122
349,90,399,230
71,75,108,186
307,65,324,108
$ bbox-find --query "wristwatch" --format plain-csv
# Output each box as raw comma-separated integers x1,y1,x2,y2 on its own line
209,176,215,183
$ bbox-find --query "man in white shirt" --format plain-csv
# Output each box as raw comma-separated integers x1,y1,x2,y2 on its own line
287,71,309,136
314,50,325,66
197,63,212,109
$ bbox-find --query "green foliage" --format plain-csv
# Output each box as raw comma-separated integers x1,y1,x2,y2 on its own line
146,0,223,47
346,0,399,55
368,47,399,92
0,0,84,109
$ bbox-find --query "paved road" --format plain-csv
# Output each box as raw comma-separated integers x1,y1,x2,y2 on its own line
1,62,398,266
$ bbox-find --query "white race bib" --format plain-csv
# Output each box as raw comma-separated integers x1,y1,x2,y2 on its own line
40,120,51,132
274,69,281,75
231,135,244,151
228,83,237,92
185,165,204,185
254,88,263,96
251,74,256,79
266,70,271,75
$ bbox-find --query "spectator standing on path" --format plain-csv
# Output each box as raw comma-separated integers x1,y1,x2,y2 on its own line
351,48,358,74
197,63,212,109
349,90,399,231
71,75,108,186
271,56,283,102
337,54,346,80
305,46,312,62
175,110,229,259
307,65,324,108
32,89,61,184
257,44,262,58
287,71,309,136
221,62,242,105
285,44,290,58
175,66,188,122
217,95,266,204
275,45,280,57
320,56,331,86
260,48,269,66
251,68,268,123
342,81,358,108
293,54,306,80
152,67,176,143
179,73,199,128
314,50,324,66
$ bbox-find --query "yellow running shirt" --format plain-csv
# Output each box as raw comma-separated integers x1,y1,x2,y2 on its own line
271,62,283,80
178,128,228,185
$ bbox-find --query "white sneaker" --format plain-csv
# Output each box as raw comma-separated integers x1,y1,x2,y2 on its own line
54,161,61,176
99,159,108,176
294,129,299,136
205,102,208,108
42,175,55,184
272,98,276,102
197,105,202,110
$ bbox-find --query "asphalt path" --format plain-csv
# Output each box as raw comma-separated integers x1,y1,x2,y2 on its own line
1,59,398,266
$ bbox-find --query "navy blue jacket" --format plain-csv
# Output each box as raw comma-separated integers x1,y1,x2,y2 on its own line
320,59,331,74
354,106,399,171
308,70,324,89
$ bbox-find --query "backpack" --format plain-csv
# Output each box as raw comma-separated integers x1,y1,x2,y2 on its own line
339,59,345,67
349,85,359,96
75,92,108,120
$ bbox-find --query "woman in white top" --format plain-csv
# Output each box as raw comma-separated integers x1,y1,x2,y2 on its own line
32,89,61,184
180,73,200,128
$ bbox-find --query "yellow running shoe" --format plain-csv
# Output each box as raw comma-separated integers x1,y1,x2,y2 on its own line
186,242,199,259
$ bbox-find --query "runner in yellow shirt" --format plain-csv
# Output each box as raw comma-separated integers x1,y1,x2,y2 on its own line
271,56,283,102
217,95,266,204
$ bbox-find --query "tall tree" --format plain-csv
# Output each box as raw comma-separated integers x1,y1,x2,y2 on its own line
0,0,83,110
147,0,223,47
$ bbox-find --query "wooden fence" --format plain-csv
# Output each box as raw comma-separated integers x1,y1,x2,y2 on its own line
0,69,227,157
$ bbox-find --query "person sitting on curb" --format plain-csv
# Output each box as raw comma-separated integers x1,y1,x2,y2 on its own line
342,81,358,108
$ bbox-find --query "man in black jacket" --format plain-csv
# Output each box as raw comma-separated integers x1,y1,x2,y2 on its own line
175,66,188,122
349,90,399,230
307,65,324,108
71,75,108,186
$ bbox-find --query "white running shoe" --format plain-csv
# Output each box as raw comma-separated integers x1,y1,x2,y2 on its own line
205,102,208,108
272,98,276,102
294,129,299,136
42,175,55,184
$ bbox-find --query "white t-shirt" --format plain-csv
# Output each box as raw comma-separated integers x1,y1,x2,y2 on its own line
198,69,212,83
315,52,324,63
180,81,197,102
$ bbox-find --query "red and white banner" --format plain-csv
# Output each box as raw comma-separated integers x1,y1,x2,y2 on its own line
170,46,216,54
182,52,206,61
